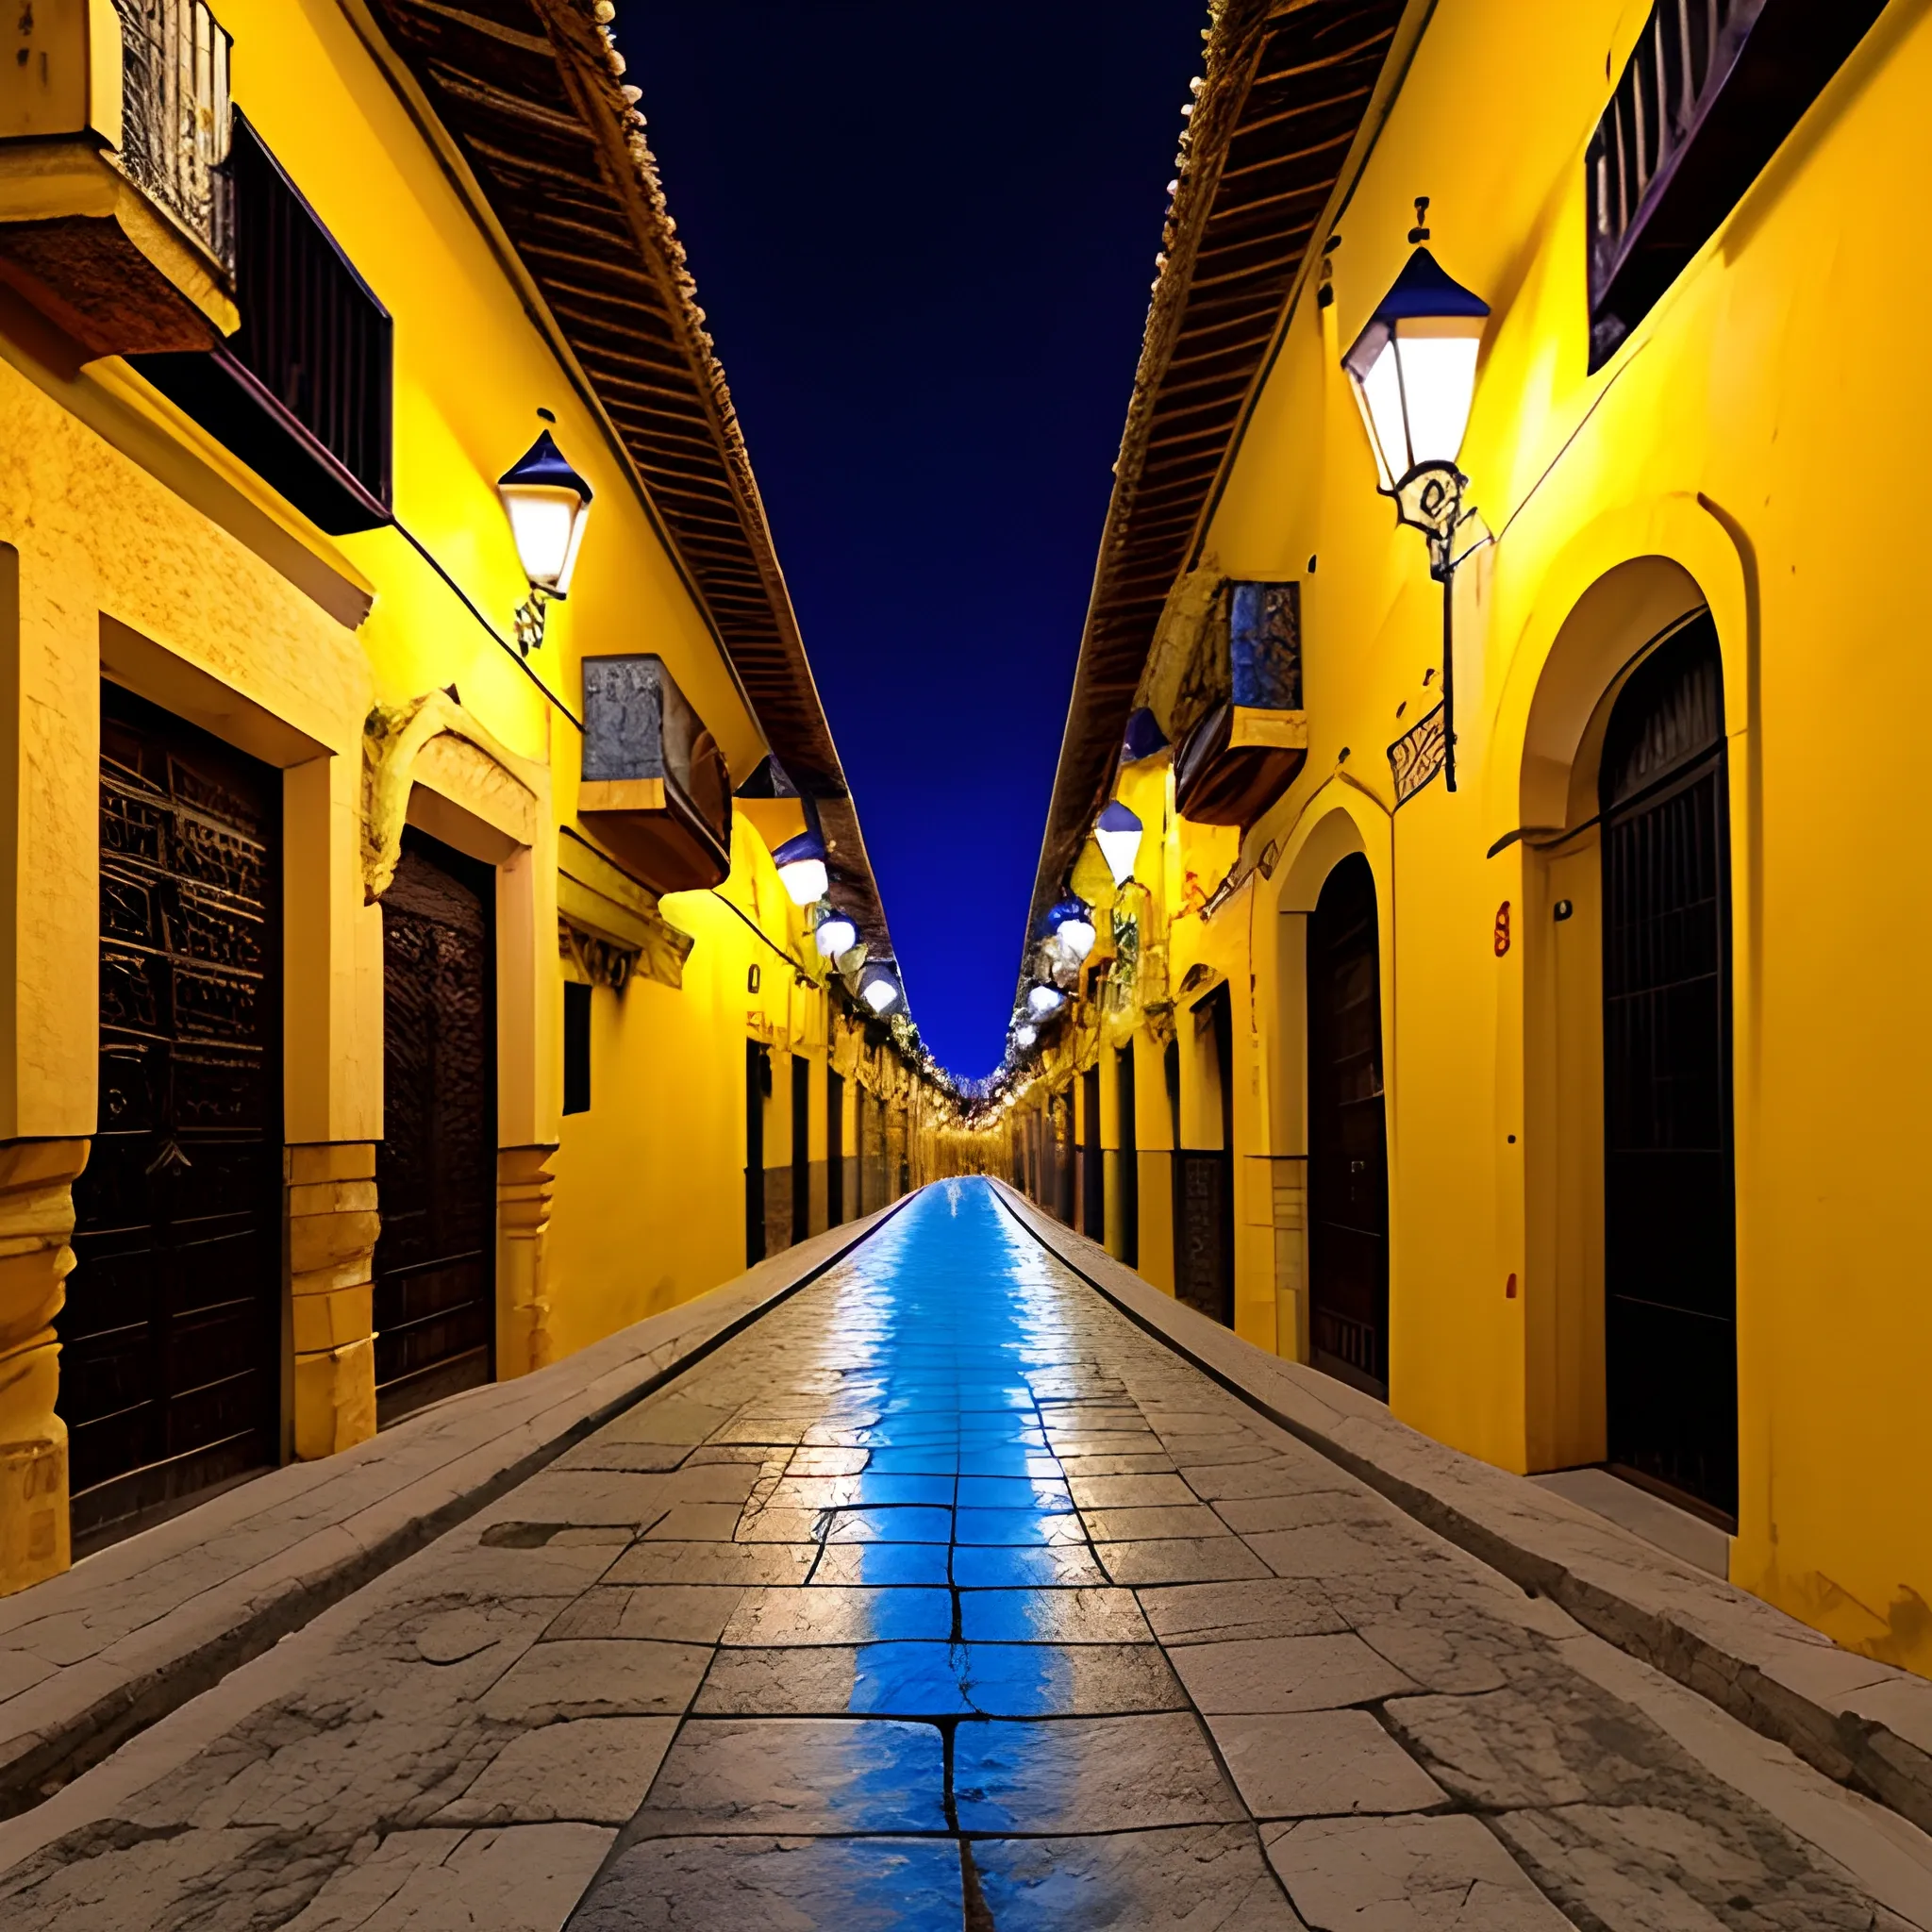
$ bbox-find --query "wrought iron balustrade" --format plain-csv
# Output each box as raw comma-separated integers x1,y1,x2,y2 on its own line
1585,0,1887,368
108,0,234,274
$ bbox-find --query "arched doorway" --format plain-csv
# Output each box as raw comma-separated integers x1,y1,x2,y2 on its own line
1599,615,1736,1520
1307,854,1389,1395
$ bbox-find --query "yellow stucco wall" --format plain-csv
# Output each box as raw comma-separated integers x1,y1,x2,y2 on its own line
0,0,930,1593
994,2,1932,1676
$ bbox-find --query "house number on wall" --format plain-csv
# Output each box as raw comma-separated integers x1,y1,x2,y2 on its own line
1493,902,1511,956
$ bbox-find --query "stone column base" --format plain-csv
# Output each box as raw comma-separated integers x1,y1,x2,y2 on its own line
0,1137,88,1597
498,1145,558,1378
288,1143,379,1460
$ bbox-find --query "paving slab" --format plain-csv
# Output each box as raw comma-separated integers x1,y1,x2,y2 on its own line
569,1835,965,1932
969,1824,1306,1928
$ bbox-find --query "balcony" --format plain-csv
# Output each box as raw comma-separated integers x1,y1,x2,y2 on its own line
0,0,238,357
1172,580,1307,828
578,656,734,894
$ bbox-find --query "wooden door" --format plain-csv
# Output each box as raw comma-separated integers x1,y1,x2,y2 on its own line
1600,618,1737,1520
1307,855,1390,1394
374,832,494,1426
1116,1043,1139,1267
1081,1064,1104,1240
1174,983,1235,1325
826,1068,845,1226
66,683,282,1550
744,1041,768,1264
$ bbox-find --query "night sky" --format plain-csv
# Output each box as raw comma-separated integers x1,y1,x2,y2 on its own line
614,2,1206,1079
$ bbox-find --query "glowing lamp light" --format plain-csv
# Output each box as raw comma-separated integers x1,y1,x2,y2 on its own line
774,829,829,908
1341,242,1490,539
814,910,858,959
1014,1024,1038,1048
498,425,592,655
1045,895,1095,966
1094,801,1143,887
1026,984,1065,1020
858,963,902,1014
1341,209,1491,797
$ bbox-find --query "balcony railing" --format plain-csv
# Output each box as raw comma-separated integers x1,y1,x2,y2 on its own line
109,0,234,274
1585,0,1888,368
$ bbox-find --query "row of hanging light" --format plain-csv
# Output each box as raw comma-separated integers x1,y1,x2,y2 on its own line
764,824,903,1017
495,425,906,1024
1003,204,1491,1074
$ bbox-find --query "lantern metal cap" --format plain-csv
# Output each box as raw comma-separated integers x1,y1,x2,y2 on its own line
498,428,595,501
774,827,827,867
1342,247,1491,380
1122,707,1169,763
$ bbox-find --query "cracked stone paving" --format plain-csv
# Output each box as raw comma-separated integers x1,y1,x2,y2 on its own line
0,1179,1921,1928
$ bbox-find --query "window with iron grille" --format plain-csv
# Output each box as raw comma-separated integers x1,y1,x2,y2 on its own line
134,114,393,532
1585,0,1888,370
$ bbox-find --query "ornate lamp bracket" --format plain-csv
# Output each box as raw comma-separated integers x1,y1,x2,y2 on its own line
1389,460,1476,791
513,587,555,657
1391,461,1469,581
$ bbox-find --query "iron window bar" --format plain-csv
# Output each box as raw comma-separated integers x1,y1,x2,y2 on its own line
108,0,234,274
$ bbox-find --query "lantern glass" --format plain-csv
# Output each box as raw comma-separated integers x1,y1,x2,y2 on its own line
1342,248,1491,491
498,431,594,592
1055,918,1096,964
778,857,828,907
774,829,828,908
1094,802,1142,886
1026,984,1064,1019
860,970,900,1014
815,913,858,959
1015,1024,1037,1048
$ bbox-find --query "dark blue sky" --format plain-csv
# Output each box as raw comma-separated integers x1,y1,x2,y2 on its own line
616,2,1205,1078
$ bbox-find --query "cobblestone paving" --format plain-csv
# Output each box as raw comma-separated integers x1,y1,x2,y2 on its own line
0,1179,1919,1928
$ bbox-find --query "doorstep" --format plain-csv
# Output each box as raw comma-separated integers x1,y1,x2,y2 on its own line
991,1180,1932,1838
1532,1466,1731,1579
0,1198,908,1821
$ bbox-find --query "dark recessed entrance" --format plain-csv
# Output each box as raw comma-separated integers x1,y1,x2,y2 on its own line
374,830,495,1427
1173,981,1235,1326
1600,615,1737,1522
1307,853,1390,1397
67,682,283,1552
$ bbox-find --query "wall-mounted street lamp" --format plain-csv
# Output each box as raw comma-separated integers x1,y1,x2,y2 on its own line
1026,983,1065,1020
498,419,593,657
1043,894,1095,966
774,828,829,908
1341,200,1490,791
858,961,903,1015
1014,1024,1039,1049
814,907,859,960
1094,801,1143,887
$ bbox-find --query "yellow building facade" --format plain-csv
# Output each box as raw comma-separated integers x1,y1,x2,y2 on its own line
991,0,1932,1675
0,0,934,1594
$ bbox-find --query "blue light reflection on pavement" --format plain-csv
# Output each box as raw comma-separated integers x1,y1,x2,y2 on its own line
580,1178,1249,1929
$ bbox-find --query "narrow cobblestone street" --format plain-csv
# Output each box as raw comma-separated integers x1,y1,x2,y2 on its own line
0,1180,1922,1929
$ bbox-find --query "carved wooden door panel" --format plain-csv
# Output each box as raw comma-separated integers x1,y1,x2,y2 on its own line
1307,854,1390,1395
374,832,494,1425
66,683,282,1550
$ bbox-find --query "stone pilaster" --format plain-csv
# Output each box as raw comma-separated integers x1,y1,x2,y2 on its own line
0,1137,87,1596
498,1146,558,1377
288,1142,378,1460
